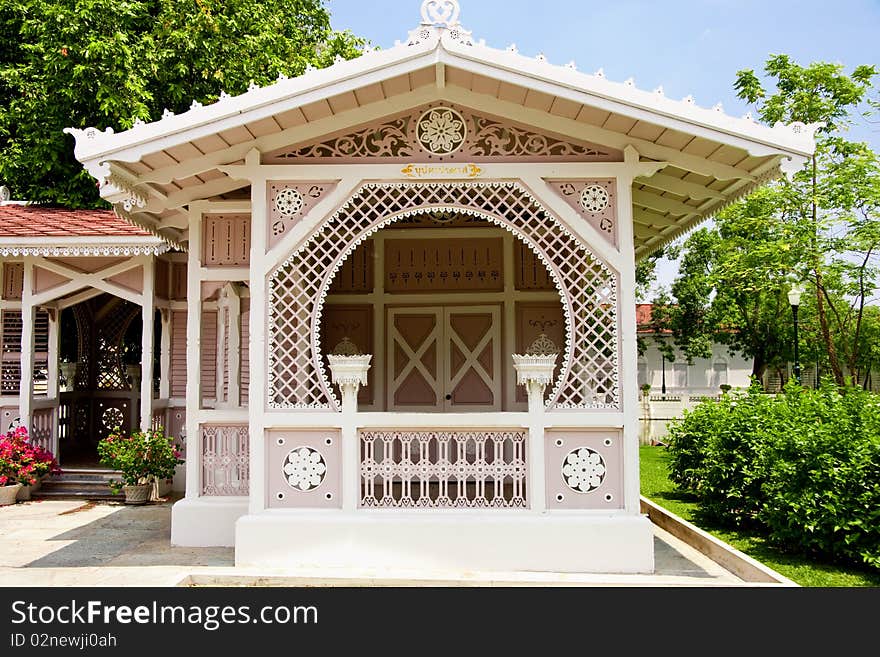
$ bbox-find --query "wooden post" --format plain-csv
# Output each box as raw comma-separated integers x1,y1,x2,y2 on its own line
512,354,557,514
159,309,171,401
328,355,372,512
618,146,643,515
140,256,156,431
246,151,267,515
185,208,203,499
19,258,35,433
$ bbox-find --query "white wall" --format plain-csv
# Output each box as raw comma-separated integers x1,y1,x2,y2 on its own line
638,335,753,396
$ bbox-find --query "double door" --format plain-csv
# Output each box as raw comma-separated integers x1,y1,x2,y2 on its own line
387,305,502,412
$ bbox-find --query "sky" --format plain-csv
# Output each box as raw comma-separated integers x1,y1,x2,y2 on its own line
328,0,880,291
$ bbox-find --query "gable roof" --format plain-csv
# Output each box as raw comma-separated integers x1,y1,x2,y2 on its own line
65,1,817,259
0,205,172,255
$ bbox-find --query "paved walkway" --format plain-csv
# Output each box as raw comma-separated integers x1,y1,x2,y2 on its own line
0,498,755,587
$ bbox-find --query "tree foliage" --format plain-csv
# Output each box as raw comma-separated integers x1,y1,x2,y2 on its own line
0,0,367,207
652,56,879,384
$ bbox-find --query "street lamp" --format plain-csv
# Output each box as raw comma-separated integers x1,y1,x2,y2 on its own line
788,285,805,385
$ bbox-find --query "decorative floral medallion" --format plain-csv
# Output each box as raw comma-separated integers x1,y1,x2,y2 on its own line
580,184,610,214
274,188,305,218
282,447,327,491
417,107,467,155
102,407,124,431
562,447,606,493
526,333,559,356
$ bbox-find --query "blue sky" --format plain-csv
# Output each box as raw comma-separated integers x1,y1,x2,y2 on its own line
328,0,880,288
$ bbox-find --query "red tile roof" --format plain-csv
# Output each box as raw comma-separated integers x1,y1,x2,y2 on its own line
637,303,673,334
0,205,153,238
636,303,654,327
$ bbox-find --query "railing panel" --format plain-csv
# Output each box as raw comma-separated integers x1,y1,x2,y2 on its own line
359,430,527,509
31,406,55,454
201,424,249,497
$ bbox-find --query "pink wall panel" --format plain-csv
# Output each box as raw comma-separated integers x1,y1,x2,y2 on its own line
202,214,251,267
200,309,217,401
170,310,187,398
385,238,503,293
46,257,126,274
320,305,373,404
545,430,623,510
33,266,70,294
266,429,341,509
170,263,187,300
240,298,250,406
515,303,566,403
2,263,23,300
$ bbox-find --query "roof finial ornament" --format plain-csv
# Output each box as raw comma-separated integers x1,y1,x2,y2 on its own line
409,0,472,46
421,0,461,27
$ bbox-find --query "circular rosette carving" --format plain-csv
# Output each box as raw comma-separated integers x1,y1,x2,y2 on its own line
417,107,467,155
102,407,124,431
282,447,327,492
562,447,606,493
580,184,610,214
275,188,305,218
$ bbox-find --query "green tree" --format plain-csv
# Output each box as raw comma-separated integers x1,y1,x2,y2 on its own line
0,0,366,208
653,56,879,384
735,56,878,385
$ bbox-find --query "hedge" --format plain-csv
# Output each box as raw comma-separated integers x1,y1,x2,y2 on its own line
666,382,880,571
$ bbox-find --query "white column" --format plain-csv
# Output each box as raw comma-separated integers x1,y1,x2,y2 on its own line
328,355,372,512
159,309,171,400
47,309,60,400
247,155,268,514
139,257,156,430
618,147,643,515
46,308,61,456
512,354,557,514
19,258,35,432
185,208,203,499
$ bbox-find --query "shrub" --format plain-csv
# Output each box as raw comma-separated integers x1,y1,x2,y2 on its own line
97,426,183,494
667,382,778,525
0,426,61,486
760,385,880,570
666,382,880,571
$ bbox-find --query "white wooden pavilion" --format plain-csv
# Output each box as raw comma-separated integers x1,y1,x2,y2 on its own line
34,0,818,572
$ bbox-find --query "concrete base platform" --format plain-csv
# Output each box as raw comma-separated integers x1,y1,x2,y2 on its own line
171,498,248,547
0,499,764,586
235,512,655,574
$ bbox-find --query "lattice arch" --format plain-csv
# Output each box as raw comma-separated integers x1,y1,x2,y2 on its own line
268,181,620,411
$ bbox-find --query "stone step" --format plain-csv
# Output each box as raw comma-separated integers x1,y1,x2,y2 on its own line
33,488,122,502
32,469,123,501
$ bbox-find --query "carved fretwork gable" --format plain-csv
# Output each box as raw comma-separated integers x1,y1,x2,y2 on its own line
264,104,622,164
267,181,339,251
545,179,618,249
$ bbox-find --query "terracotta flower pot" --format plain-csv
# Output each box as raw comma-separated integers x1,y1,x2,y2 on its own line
0,483,22,506
122,483,152,505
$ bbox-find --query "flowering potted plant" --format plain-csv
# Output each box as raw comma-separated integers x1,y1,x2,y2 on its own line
97,426,183,505
0,426,61,505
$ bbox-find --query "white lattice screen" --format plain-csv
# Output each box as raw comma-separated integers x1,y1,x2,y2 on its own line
268,182,620,411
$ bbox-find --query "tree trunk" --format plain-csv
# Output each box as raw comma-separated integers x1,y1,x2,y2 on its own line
751,355,768,386
810,154,845,386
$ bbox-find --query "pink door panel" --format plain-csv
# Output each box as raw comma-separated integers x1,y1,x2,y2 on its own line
387,309,442,411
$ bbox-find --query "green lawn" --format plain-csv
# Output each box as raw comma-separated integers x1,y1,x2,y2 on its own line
640,444,880,587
